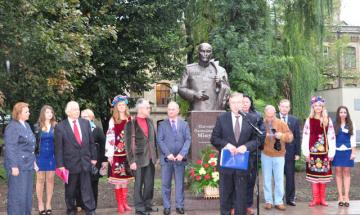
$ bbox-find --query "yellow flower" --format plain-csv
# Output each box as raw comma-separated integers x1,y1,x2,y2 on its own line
212,171,219,182
199,167,206,175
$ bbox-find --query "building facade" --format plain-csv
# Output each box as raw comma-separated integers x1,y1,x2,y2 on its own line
317,24,360,142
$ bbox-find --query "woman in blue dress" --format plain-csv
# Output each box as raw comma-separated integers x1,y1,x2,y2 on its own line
332,106,356,207
34,105,57,215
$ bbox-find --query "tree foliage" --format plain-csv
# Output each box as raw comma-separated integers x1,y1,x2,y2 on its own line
0,0,336,123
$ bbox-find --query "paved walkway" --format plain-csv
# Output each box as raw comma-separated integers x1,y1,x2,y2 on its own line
1,201,360,215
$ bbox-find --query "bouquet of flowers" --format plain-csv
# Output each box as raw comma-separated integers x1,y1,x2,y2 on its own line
186,146,219,195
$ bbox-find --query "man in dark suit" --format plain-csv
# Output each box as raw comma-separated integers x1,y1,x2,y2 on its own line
278,99,301,206
211,92,259,215
55,101,97,215
125,98,158,215
157,101,191,215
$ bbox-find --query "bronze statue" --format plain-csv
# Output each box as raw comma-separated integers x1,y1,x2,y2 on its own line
178,43,230,111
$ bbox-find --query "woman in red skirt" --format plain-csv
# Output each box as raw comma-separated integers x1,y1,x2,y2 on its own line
105,95,134,213
301,96,336,207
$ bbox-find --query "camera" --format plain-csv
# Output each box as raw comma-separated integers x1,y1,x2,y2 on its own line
271,128,281,151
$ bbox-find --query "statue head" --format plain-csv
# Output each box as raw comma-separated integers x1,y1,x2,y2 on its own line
198,43,212,67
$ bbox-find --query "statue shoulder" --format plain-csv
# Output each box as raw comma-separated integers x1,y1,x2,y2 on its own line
185,63,199,71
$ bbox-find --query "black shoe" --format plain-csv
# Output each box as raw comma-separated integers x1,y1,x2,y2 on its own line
39,210,46,215
163,208,171,215
136,211,150,215
176,208,185,214
46,209,52,215
286,201,296,206
145,207,159,212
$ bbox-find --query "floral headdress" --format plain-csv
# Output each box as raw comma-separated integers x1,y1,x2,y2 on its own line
310,96,325,106
111,95,129,107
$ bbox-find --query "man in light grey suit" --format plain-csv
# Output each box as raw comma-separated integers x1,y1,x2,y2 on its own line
157,101,191,215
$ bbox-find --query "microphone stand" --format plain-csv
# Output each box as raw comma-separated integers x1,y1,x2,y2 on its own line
239,111,264,215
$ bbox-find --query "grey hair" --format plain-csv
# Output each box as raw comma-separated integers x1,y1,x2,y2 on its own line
65,101,79,115
229,92,243,99
264,105,276,113
167,101,179,109
81,109,95,120
135,98,149,111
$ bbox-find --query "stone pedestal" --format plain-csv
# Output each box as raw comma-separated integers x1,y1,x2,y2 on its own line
189,111,225,161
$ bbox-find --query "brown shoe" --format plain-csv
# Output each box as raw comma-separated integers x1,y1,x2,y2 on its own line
246,207,255,215
275,204,286,210
264,203,273,210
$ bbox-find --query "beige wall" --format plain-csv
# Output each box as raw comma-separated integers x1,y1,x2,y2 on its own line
130,80,176,126
316,87,360,143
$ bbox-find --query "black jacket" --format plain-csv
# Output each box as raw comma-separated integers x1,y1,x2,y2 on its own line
210,112,259,175
283,115,301,160
54,118,97,174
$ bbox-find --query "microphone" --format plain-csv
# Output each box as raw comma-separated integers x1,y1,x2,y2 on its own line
238,110,247,117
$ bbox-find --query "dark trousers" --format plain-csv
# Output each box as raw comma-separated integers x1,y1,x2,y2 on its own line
65,171,96,215
76,178,99,208
7,170,34,215
161,162,185,209
134,162,155,212
246,155,258,208
284,158,296,202
220,171,248,215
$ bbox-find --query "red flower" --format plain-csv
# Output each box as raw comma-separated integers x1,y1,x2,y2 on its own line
210,162,216,166
204,174,210,180
204,163,209,168
190,168,195,177
196,159,202,165
209,153,215,158
195,175,201,181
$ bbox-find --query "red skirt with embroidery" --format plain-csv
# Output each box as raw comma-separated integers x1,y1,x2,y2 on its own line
108,146,134,185
305,118,332,183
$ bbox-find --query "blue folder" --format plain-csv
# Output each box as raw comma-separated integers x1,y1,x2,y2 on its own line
220,149,249,170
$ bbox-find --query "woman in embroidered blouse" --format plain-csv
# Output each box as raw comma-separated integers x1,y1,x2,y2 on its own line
105,95,134,213
301,96,336,207
332,106,356,207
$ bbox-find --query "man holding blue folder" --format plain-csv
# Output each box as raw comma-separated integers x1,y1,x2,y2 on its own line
211,92,259,215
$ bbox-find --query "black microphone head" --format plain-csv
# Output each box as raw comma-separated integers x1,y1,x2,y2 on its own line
238,110,246,117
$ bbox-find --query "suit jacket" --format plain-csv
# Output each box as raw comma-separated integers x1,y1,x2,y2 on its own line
278,114,301,160
210,112,259,175
4,120,36,171
124,118,158,168
54,118,97,174
157,118,191,165
92,126,106,172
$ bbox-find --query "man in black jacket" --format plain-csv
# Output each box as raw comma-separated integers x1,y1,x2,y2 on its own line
125,98,158,215
211,92,259,215
55,101,97,215
76,109,107,210
278,99,301,206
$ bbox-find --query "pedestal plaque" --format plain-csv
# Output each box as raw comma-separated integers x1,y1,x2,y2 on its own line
190,111,225,161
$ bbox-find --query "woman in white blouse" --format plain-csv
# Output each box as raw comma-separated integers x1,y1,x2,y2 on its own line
332,106,356,207
301,96,336,207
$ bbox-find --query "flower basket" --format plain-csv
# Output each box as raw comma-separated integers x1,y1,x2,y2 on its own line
186,146,219,197
203,185,219,199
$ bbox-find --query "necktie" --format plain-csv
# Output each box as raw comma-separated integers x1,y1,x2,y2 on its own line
282,116,287,123
234,116,241,142
73,120,82,145
171,120,177,134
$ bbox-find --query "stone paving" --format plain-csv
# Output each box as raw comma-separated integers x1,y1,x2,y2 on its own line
1,201,360,215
